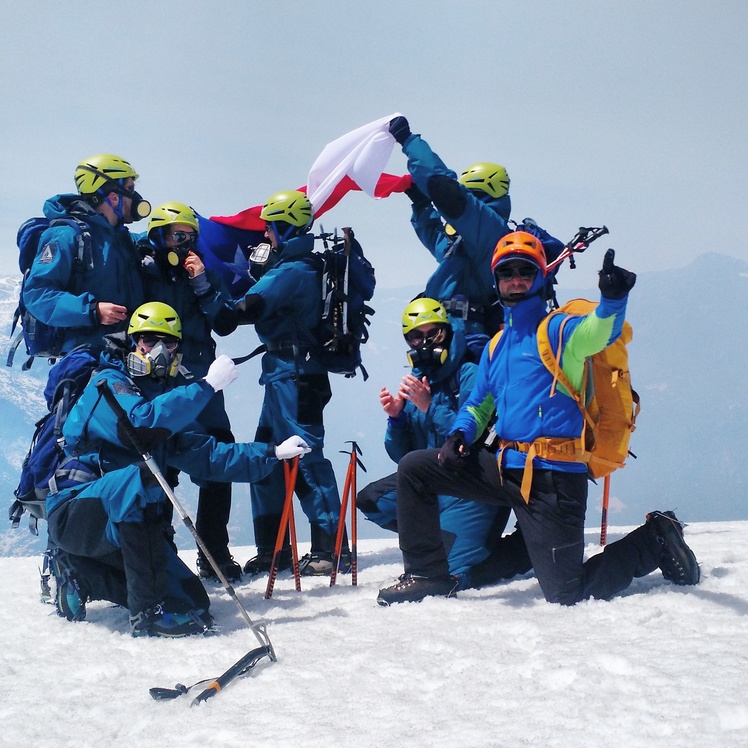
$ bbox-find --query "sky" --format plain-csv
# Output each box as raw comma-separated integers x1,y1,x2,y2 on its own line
1,523,747,747
1,2,747,292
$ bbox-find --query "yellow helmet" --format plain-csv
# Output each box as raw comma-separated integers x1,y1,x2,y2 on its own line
74,154,139,195
260,190,313,229
458,162,510,199
148,202,199,235
128,302,182,340
401,297,449,336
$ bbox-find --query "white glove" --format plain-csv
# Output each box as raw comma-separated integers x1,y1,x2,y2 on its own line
275,436,312,460
204,355,238,392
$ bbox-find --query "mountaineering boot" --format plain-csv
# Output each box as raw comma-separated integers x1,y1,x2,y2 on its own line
300,524,351,576
40,550,52,604
298,551,352,577
377,574,459,606
49,549,88,621
197,554,242,583
646,510,700,586
129,603,213,638
243,548,293,576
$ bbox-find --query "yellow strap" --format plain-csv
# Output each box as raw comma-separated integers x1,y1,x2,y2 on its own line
498,437,586,503
520,445,536,502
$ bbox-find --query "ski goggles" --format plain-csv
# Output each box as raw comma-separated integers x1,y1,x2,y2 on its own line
494,264,538,282
137,334,180,352
404,325,447,347
170,231,198,248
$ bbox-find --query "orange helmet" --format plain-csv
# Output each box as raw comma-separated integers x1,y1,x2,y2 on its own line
491,231,548,276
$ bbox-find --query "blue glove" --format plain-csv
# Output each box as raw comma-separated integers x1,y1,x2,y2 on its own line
438,431,469,471
389,116,411,145
598,249,636,300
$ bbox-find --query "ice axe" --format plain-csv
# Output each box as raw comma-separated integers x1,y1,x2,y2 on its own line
330,441,366,586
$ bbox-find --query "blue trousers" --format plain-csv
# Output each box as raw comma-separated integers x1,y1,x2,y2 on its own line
47,464,208,615
251,372,341,552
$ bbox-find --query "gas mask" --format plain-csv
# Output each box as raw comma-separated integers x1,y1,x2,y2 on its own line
129,191,152,221
248,242,276,281
405,326,450,368
127,339,181,379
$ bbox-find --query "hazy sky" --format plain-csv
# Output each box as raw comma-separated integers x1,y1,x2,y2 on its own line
1,2,745,291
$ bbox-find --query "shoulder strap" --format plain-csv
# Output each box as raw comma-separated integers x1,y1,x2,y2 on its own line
537,309,596,433
487,328,504,359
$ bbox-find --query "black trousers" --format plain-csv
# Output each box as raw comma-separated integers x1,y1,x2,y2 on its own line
396,448,661,605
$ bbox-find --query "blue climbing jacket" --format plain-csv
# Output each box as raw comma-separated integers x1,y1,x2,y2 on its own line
452,272,628,473
402,134,511,314
385,325,476,460
239,232,329,383
21,194,144,353
137,241,239,379
47,352,277,542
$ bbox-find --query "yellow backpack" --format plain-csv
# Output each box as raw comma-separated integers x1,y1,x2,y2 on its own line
536,299,640,480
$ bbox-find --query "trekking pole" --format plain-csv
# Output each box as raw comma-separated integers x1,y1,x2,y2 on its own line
546,225,609,273
94,380,275,659
599,474,611,546
330,441,365,586
265,455,301,599
285,458,302,591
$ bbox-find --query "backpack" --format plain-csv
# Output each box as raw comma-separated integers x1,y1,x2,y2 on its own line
536,299,640,479
512,217,566,267
487,299,640,499
9,345,101,534
304,227,376,379
7,216,92,370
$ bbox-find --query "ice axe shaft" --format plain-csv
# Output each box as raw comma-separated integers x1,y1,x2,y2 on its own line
330,441,365,586
265,455,301,598
94,379,274,655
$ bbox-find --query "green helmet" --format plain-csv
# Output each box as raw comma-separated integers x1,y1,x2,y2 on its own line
401,297,449,336
148,202,199,236
458,162,510,199
74,154,139,195
260,190,313,229
128,301,182,340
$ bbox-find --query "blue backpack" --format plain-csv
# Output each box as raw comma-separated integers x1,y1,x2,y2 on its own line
9,346,101,534
7,216,92,370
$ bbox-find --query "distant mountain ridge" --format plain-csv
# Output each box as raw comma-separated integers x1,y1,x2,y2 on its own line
0,253,745,556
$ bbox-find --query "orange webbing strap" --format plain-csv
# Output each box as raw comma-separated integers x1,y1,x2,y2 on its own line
498,437,585,502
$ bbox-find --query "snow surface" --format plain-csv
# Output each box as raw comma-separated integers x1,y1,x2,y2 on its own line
2,521,747,747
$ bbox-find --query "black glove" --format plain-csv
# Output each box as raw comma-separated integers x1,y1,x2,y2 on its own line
438,431,469,471
404,183,429,207
236,293,265,323
598,249,636,300
389,116,411,145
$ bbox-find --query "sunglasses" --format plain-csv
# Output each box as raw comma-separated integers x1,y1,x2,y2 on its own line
405,326,445,347
171,231,198,248
495,265,538,282
138,334,179,352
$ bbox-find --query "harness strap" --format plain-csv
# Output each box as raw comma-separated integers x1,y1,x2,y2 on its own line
498,437,586,502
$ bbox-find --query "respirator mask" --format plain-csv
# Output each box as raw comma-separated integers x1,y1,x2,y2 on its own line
127,335,181,379
405,325,449,368
248,242,275,280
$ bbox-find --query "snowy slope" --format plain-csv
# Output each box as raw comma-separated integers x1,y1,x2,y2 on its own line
1,523,747,747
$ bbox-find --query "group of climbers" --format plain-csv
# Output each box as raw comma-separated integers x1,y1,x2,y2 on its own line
16,114,699,636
